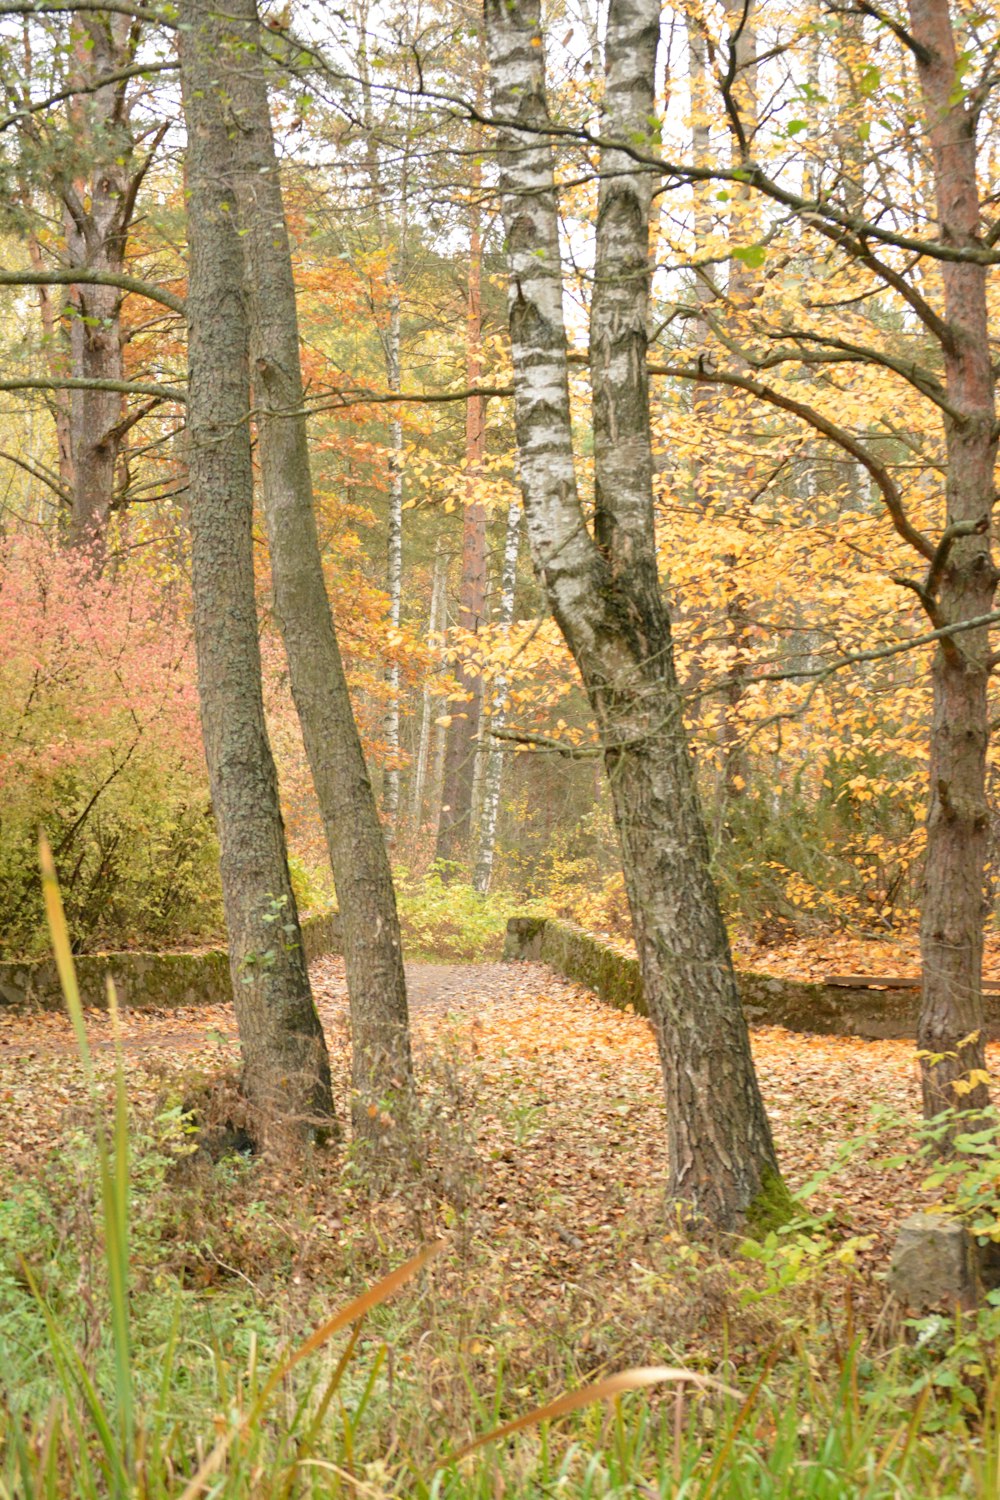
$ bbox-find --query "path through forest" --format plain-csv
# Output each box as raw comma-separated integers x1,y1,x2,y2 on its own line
0,956,988,1271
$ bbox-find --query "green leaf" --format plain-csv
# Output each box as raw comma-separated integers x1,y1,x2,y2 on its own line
785,120,808,137
733,244,767,269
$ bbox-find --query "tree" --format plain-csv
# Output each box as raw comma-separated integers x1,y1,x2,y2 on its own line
177,0,335,1145
652,0,999,1120
1,7,172,561
484,0,784,1228
435,55,490,871
215,0,414,1131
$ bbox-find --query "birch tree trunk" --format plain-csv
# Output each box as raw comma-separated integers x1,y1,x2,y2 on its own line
355,6,407,832
435,83,489,872
907,0,997,1119
473,497,521,895
485,0,783,1229
178,0,335,1146
214,0,413,1132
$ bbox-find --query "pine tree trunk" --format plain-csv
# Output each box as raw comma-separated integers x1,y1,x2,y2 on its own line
177,0,335,1146
215,0,413,1132
485,0,782,1229
908,0,998,1118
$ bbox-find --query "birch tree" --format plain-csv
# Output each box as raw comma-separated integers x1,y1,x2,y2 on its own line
484,0,784,1228
473,496,521,894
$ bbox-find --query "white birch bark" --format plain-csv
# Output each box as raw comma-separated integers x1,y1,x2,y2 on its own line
485,0,782,1228
473,497,522,894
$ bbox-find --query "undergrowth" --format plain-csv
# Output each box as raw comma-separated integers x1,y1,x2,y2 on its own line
5,849,1000,1494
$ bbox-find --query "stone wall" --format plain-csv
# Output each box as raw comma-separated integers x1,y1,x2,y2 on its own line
503,916,1000,1040
0,910,342,1012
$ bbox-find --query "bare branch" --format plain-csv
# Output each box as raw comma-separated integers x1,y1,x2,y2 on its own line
0,375,185,401
0,267,185,315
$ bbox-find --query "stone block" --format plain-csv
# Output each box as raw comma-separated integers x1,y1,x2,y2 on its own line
889,1212,979,1312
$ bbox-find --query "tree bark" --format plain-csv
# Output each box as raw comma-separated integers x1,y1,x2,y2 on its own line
907,0,997,1119
473,496,521,894
355,13,407,833
51,12,165,561
435,91,488,872
216,0,413,1132
411,541,448,832
485,0,783,1229
177,0,335,1146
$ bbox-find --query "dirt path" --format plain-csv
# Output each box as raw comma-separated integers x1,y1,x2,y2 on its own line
0,956,549,1059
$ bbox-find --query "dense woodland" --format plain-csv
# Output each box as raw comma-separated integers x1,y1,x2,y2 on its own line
4,0,1000,1492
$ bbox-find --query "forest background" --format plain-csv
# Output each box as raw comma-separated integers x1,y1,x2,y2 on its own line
5,0,1000,1490
0,0,974,975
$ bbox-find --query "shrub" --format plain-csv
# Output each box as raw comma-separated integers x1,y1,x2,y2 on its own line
0,537,222,955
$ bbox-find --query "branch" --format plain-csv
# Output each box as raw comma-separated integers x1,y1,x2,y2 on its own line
0,375,185,401
0,0,171,21
731,611,1000,690
650,359,936,561
0,60,178,135
849,2,932,64
746,328,958,419
0,447,71,503
0,267,185,315
926,516,990,600
489,724,601,758
302,382,514,413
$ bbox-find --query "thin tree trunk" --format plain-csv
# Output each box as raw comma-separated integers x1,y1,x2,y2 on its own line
354,9,407,833
177,0,335,1146
383,303,404,831
435,83,488,871
907,0,997,1119
215,0,412,1135
411,541,448,831
485,0,783,1229
473,497,521,894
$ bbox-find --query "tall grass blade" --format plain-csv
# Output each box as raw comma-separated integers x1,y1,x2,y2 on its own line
38,834,135,1486
177,1241,443,1500
444,1365,742,1466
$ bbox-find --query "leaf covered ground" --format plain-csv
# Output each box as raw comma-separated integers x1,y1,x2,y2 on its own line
3,954,999,1494
0,956,956,1279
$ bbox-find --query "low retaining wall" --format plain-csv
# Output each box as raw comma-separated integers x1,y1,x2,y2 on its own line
0,911,342,1012
503,916,1000,1041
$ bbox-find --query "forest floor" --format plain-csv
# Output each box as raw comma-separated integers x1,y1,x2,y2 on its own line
3,953,998,1493
0,954,962,1265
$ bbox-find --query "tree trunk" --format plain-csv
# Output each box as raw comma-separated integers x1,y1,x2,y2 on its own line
217,0,413,1132
383,302,404,832
354,7,407,834
411,541,448,831
435,101,488,871
177,0,335,1146
907,0,997,1118
57,12,164,562
473,497,521,894
485,0,783,1229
